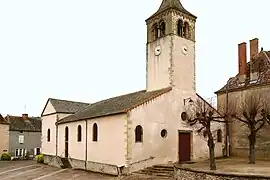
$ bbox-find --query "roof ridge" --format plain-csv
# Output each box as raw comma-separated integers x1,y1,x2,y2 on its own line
49,98,90,104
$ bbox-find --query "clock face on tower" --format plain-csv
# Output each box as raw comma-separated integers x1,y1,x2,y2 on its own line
182,45,188,55
154,46,161,56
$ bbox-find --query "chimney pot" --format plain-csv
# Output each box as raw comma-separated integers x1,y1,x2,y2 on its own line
22,114,28,120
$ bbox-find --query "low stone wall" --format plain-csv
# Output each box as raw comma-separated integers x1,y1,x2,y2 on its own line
174,166,270,180
86,161,119,176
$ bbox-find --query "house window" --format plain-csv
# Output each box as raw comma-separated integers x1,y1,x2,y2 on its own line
93,123,98,142
15,149,18,157
77,125,82,142
217,129,222,143
47,129,51,142
19,135,24,144
34,148,40,155
135,125,143,142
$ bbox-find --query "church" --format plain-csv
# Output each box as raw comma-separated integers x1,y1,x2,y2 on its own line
41,0,225,176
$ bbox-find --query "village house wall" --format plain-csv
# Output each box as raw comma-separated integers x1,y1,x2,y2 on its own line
9,131,41,157
0,124,9,156
217,85,270,159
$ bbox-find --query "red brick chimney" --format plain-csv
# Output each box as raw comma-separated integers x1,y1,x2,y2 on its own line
250,38,259,60
238,42,247,76
22,114,28,120
250,38,259,82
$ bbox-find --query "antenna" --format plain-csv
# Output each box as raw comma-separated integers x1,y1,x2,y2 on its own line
24,104,27,113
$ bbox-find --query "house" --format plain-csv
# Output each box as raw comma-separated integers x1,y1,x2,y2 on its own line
4,114,42,158
215,38,270,159
41,0,225,176
0,114,9,156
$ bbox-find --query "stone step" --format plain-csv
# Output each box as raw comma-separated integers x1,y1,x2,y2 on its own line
146,167,174,171
141,169,174,174
136,171,173,177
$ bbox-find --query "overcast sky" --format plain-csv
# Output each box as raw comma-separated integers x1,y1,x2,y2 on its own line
0,0,269,116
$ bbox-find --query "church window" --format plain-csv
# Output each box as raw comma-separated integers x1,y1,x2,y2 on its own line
177,19,183,37
217,129,222,143
183,22,190,39
77,125,82,142
153,23,159,40
160,21,166,37
47,129,50,142
161,129,167,138
93,123,98,142
135,125,143,142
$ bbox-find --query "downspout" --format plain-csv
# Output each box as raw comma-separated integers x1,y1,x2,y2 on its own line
85,119,88,170
225,79,230,157
56,115,59,157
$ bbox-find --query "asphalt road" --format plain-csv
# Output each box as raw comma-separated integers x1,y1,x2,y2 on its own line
0,160,117,180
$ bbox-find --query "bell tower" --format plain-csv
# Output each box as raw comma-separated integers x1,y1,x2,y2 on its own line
146,0,197,93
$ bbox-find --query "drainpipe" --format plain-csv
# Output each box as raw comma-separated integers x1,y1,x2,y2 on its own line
56,115,59,157
85,119,88,169
225,80,230,157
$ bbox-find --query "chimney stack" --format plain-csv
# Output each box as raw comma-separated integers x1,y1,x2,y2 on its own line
22,114,28,120
238,42,247,83
250,38,259,82
250,38,259,60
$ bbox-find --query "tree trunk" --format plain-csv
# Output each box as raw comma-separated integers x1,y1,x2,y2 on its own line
208,136,216,170
248,134,256,164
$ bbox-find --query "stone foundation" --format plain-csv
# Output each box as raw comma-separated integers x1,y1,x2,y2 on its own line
69,158,86,169
86,161,120,176
174,166,270,180
43,154,62,168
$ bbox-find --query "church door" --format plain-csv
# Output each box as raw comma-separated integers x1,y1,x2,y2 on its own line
65,126,69,158
178,132,191,162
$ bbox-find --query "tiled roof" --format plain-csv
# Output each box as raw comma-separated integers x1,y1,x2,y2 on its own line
41,98,91,116
0,114,9,125
5,115,41,132
56,87,172,125
215,51,270,94
146,0,196,21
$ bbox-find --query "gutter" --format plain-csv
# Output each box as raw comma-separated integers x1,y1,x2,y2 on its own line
56,115,59,156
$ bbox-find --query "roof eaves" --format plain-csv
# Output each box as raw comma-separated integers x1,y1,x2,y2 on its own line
56,111,127,125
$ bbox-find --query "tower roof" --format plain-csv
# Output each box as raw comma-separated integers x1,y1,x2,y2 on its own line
146,0,196,21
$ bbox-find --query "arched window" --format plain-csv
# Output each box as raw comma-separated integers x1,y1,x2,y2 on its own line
217,129,222,143
77,125,82,142
93,123,98,142
177,19,183,37
183,22,190,39
135,125,143,142
160,21,166,37
47,129,50,142
153,23,159,40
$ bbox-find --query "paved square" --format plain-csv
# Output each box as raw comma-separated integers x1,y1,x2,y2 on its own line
0,161,117,180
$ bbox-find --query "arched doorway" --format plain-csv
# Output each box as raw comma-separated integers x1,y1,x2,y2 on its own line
65,126,69,158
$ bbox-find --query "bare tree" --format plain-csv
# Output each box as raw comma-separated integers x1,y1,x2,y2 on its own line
231,92,269,164
183,98,226,170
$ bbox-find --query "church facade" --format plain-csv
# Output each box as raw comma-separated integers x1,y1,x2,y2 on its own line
41,0,225,176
